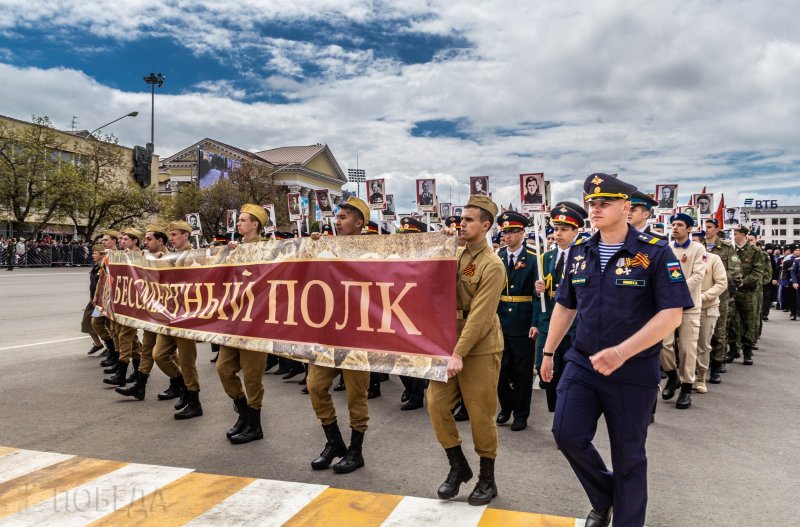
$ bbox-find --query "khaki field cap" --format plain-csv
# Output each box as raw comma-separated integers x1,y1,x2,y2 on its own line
146,223,168,236
121,227,143,241
168,220,193,233
103,229,120,239
91,244,105,253
466,195,498,218
240,203,268,226
341,197,370,223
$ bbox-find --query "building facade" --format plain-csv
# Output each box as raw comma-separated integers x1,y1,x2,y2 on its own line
743,205,800,246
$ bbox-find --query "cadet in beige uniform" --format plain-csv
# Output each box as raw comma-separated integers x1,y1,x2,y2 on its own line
116,224,172,401
216,204,269,444
307,198,371,474
427,195,505,506
103,227,143,387
691,231,727,394
152,220,203,420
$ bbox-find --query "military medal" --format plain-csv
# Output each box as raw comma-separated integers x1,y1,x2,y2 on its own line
463,264,476,276
681,254,687,263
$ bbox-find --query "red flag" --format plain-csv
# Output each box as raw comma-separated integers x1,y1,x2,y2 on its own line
715,194,725,226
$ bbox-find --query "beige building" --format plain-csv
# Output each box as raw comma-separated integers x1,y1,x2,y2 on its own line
0,113,158,240
159,139,347,230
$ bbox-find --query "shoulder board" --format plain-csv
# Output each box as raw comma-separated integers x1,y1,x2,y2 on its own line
572,237,586,246
637,232,667,246
525,250,537,256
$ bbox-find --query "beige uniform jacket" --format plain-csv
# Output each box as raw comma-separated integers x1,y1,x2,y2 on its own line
454,239,505,357
670,240,706,314
701,252,728,310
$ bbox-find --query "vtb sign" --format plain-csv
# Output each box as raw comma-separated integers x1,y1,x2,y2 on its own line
743,199,778,209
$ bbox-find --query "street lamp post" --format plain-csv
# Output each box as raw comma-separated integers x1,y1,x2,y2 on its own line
77,111,139,151
143,72,165,148
347,168,366,199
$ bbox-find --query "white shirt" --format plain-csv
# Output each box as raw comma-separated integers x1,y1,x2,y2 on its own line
507,245,523,266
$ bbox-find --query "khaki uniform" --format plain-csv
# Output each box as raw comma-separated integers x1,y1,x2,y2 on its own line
117,324,141,364
308,366,370,431
697,253,728,372
138,330,159,374
90,316,112,341
660,240,706,384
427,239,505,458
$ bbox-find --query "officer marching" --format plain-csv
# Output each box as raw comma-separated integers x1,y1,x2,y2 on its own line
533,202,587,412
494,210,538,431
427,195,505,506
541,173,693,527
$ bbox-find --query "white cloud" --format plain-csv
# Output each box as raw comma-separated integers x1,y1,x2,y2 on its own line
1,1,799,215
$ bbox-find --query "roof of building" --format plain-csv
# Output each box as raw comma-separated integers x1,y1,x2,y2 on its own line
255,144,326,165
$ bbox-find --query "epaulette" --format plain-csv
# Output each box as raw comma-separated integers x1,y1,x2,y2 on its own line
637,232,667,246
572,237,586,246
525,249,537,256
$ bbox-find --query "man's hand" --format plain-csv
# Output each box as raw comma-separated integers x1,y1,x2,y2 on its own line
540,355,554,382
447,354,463,378
590,347,625,376
310,232,322,241
534,279,546,294
228,241,239,249
441,227,457,236
794,283,799,290
528,326,538,339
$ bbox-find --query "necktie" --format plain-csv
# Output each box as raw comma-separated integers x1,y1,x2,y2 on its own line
554,251,565,284
509,253,515,271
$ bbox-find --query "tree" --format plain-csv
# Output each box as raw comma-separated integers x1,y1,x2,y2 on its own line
68,133,160,242
0,116,81,238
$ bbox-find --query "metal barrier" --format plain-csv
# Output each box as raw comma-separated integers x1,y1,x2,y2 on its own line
0,244,92,268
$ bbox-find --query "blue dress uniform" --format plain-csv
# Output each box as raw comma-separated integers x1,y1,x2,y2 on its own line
551,174,693,527
532,202,587,412
495,211,538,428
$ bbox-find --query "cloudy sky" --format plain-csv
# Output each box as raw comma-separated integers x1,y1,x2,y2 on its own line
1,0,798,213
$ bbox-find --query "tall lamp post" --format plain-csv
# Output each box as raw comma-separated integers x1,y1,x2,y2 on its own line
77,111,139,151
143,72,165,148
347,168,366,199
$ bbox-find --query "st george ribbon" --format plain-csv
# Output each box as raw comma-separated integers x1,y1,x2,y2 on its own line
101,233,457,381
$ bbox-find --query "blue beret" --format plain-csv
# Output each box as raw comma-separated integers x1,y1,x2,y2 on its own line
669,213,695,228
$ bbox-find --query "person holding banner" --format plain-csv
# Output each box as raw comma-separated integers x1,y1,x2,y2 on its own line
307,197,372,474
494,210,538,432
428,195,504,506
540,173,692,527
215,204,271,444
152,220,204,420
533,202,587,413
115,224,170,401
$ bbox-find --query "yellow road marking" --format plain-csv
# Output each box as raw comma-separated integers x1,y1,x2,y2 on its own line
0,446,17,457
0,457,127,518
284,487,404,527
88,472,255,527
478,508,576,526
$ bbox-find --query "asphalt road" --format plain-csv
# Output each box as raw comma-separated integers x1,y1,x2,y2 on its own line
0,268,797,525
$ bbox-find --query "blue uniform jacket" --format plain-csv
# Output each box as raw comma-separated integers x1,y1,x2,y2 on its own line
555,225,694,386
496,246,539,337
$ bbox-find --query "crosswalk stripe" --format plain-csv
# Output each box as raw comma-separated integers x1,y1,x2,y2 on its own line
381,495,486,526
0,457,127,520
0,448,16,457
284,487,403,527
185,478,328,527
88,472,254,527
477,507,577,526
0,462,193,527
0,450,75,485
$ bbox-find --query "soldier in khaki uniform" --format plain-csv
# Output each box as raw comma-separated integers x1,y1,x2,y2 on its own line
103,227,144,387
727,226,766,366
152,220,203,419
216,204,269,444
116,224,172,401
307,198,371,474
98,230,121,368
427,195,505,506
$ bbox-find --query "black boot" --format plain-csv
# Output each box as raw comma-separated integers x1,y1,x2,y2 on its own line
675,383,692,409
743,346,754,365
99,339,116,365
333,374,346,391
453,402,470,422
98,348,110,359
283,361,305,380
115,371,148,400
174,380,189,410
437,446,473,499
467,457,498,506
264,353,279,373
230,406,264,444
157,375,183,400
709,360,722,384
661,370,680,400
332,429,365,474
87,343,103,355
585,508,613,527
274,357,291,375
311,421,347,470
103,361,128,386
226,397,248,439
126,358,140,383
103,361,121,374
174,390,203,420
726,344,740,363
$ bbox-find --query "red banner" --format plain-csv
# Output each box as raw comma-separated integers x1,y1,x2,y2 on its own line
103,234,457,380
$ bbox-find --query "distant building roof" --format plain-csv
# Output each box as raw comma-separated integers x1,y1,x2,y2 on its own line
255,144,326,165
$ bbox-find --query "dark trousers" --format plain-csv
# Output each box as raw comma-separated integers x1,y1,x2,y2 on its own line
781,286,798,315
497,334,535,421
400,375,426,404
762,284,775,318
553,361,657,527
540,332,572,412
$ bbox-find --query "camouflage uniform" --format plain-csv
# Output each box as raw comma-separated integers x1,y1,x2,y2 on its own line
727,243,766,363
709,239,741,366
756,248,771,337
